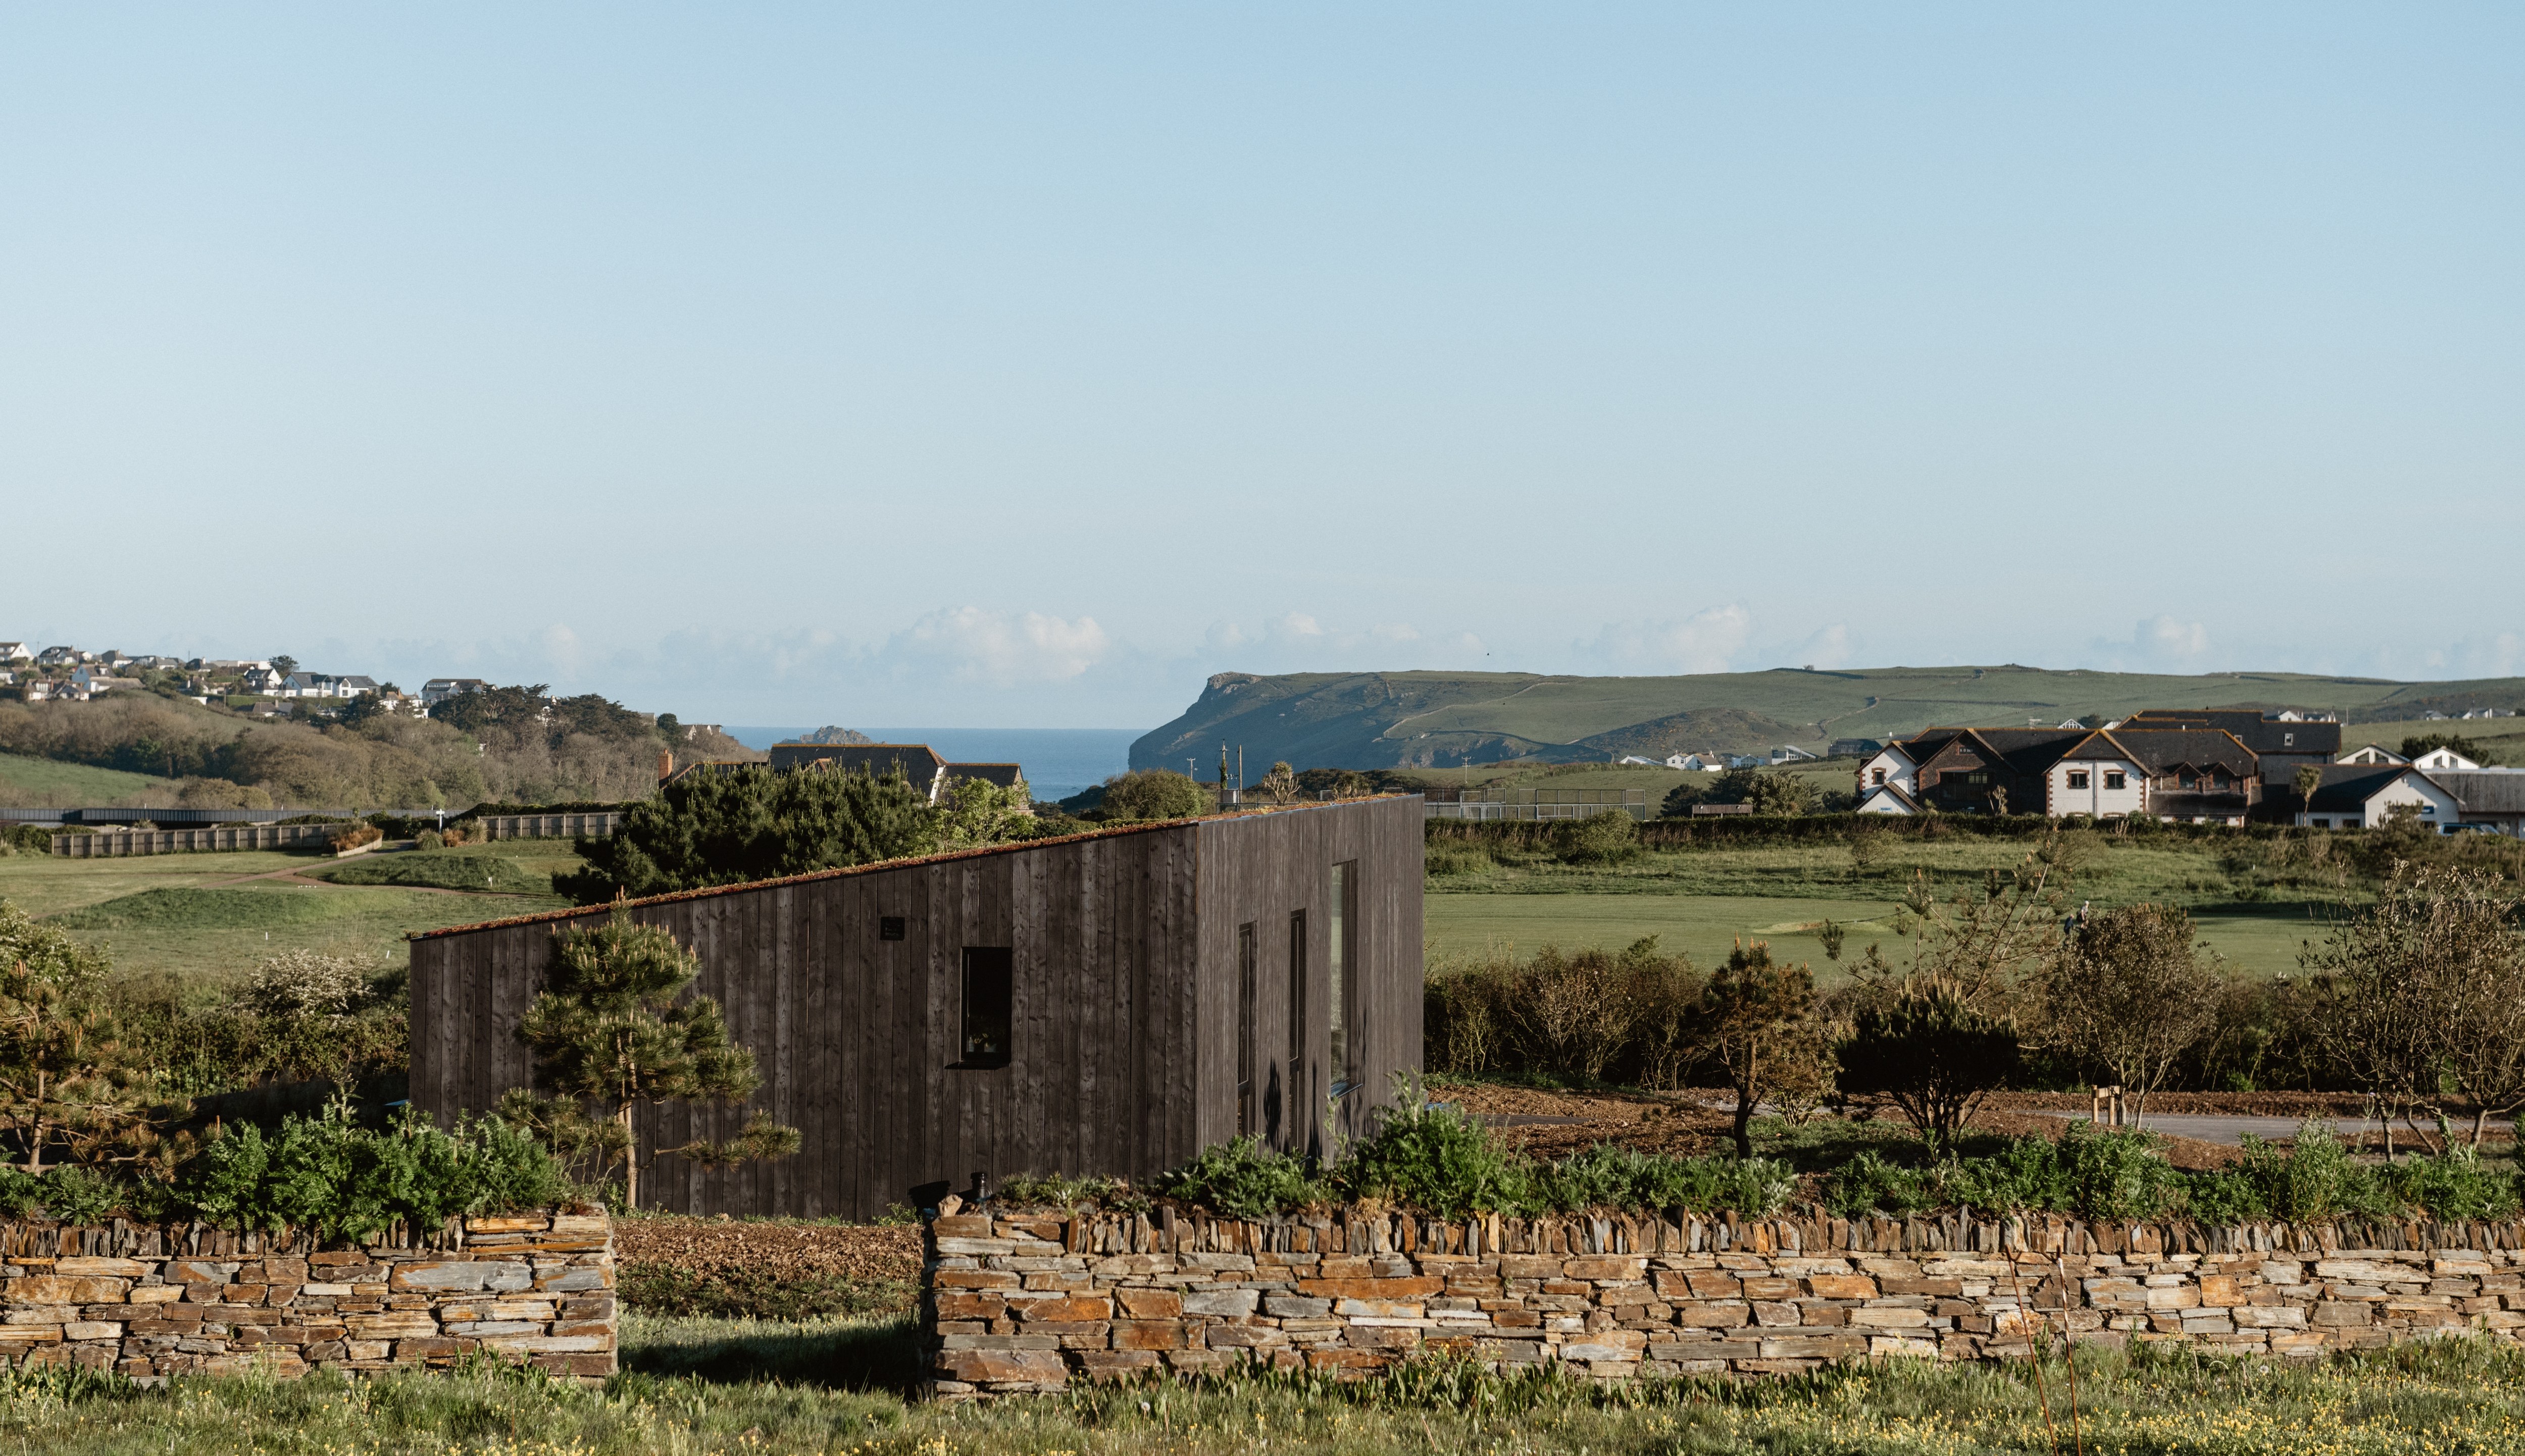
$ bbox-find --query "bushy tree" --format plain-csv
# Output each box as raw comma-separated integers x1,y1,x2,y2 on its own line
1696,941,1822,1157
2402,733,2496,766
2040,903,2225,1125
2301,864,2525,1154
509,914,798,1208
559,765,937,903
1093,769,1213,821
1551,810,1639,864
1837,979,2020,1155
1258,761,1301,806
936,774,1033,851
0,902,148,1173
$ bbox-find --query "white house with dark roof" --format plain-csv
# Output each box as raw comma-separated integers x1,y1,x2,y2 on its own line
1855,741,1922,797
0,643,29,663
2295,764,2461,831
1855,783,1923,815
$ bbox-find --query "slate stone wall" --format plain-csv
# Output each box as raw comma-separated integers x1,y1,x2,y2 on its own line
0,1210,614,1383
922,1206,2525,1398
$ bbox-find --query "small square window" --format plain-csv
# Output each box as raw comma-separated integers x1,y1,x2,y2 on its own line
879,916,906,941
2104,772,2127,790
2310,817,2330,828
2066,771,2090,790
1871,768,1886,786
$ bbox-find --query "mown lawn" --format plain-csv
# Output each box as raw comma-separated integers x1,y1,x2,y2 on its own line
1427,836,2352,979
0,842,580,983
2,1321,2522,1454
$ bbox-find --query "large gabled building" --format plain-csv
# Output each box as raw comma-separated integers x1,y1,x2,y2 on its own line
1861,719,2265,822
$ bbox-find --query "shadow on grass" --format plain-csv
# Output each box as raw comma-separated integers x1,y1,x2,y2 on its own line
620,1312,924,1394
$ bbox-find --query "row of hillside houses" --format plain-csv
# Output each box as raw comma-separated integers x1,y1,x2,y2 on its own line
1854,708,2524,834
1618,746,1821,771
3,641,504,717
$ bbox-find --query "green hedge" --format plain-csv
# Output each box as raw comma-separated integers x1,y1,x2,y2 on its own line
0,1104,566,1237
1036,1106,2525,1227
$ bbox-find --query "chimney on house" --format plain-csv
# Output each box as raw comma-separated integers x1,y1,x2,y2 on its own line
659,749,674,783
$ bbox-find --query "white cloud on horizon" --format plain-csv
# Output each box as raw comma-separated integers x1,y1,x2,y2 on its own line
889,607,1111,686
1581,605,1756,674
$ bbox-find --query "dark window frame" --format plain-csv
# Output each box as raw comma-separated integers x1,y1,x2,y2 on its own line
1286,910,1307,1147
1236,922,1257,1135
958,947,1013,1069
1330,860,1358,1097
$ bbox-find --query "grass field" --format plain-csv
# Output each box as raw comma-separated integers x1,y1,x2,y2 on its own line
0,1315,2520,1453
0,751,171,808
0,840,580,985
1426,832,2351,978
309,847,568,894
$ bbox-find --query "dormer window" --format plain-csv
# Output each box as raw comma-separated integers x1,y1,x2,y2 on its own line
2284,733,2296,747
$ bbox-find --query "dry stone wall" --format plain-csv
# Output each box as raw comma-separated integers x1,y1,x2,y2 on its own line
923,1206,2525,1398
0,1210,614,1383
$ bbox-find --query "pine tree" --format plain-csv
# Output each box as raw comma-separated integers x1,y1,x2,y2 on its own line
511,913,797,1208
0,901,149,1173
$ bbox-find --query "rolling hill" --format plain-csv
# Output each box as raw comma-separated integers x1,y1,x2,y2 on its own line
1130,666,2525,772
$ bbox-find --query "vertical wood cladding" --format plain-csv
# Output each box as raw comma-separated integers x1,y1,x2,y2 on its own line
409,796,1423,1221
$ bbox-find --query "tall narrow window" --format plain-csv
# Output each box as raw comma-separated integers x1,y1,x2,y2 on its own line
1236,923,1257,1135
960,947,1012,1068
1330,861,1357,1093
1287,909,1306,1137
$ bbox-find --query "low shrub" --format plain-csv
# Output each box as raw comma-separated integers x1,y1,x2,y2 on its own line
1550,811,1639,865
327,823,383,854
178,1100,566,1238
1338,1101,1528,1218
1424,842,1492,876
1156,1137,1324,1220
413,829,444,851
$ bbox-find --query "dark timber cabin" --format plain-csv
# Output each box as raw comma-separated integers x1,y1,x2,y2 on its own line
408,794,1424,1220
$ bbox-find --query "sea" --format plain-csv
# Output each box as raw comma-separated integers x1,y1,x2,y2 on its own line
722,727,1141,803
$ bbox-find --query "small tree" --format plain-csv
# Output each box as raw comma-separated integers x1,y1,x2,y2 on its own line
512,914,798,1208
0,902,148,1173
936,774,1033,851
269,655,297,680
1259,761,1301,806
2294,764,2324,824
1846,828,1882,879
1696,941,1819,1158
1094,769,1213,821
2040,904,2224,1125
1837,979,2019,1155
2301,864,2525,1155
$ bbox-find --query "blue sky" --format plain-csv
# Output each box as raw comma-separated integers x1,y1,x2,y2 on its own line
5,6,2519,727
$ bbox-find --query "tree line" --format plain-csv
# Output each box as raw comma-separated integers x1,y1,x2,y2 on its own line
1428,831,2525,1160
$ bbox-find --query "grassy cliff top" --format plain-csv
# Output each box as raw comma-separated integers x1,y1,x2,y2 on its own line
1133,665,2525,771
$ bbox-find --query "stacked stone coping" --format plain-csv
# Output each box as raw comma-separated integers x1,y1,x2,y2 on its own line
0,1209,615,1384
923,1204,2525,1398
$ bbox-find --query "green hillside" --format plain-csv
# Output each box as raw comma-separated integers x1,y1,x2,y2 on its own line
1132,666,2525,771
0,751,172,808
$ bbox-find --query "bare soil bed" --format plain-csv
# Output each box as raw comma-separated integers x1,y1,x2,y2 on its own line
615,1216,922,1319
